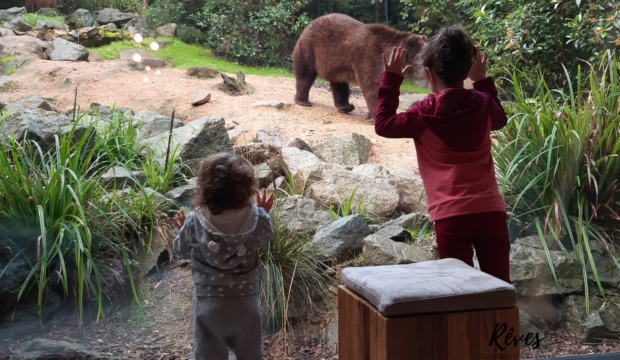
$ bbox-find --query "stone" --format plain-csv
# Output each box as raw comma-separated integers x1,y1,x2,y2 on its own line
0,75,11,89
233,143,279,165
118,49,150,60
129,57,165,70
13,338,117,360
254,162,272,188
352,163,390,178
374,223,411,242
296,162,401,219
587,240,620,288
227,125,245,143
312,214,371,259
157,23,177,37
387,164,427,213
312,133,371,167
100,166,146,189
0,259,30,310
250,101,293,110
140,115,233,174
35,20,66,31
287,138,312,152
509,240,583,297
564,295,620,342
164,183,197,208
96,8,134,27
257,128,287,148
0,109,93,155
220,71,251,95
267,176,285,192
6,94,56,112
124,15,149,35
519,311,549,346
382,212,429,231
0,36,48,62
0,7,25,22
362,234,433,266
325,310,338,352
64,9,94,30
4,17,31,32
99,23,117,31
279,146,321,179
1,291,63,339
134,111,183,139
398,93,428,111
191,92,211,106
44,38,89,62
187,66,218,79
0,28,15,37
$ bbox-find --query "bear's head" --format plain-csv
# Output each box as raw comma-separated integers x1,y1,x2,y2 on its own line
401,34,428,87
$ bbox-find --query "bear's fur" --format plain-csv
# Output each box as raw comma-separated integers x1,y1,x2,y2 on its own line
292,14,427,120
26,0,55,14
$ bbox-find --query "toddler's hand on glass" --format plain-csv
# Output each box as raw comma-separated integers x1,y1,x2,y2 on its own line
468,45,488,82
173,210,186,230
254,189,274,212
382,47,412,77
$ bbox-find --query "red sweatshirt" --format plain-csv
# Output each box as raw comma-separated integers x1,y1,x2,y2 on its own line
375,72,507,222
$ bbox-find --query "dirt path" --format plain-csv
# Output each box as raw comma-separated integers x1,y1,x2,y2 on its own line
6,58,420,172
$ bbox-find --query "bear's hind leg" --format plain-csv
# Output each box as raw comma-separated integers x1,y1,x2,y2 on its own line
294,70,316,107
330,82,355,113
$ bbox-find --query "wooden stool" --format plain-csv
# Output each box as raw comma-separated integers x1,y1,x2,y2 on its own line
338,259,519,360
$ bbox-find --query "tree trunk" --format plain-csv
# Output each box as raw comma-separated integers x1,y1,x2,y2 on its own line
375,1,384,23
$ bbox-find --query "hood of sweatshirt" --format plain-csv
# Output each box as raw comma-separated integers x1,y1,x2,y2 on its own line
417,87,491,152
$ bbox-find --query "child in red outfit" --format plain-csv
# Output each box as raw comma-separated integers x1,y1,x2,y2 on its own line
374,25,511,283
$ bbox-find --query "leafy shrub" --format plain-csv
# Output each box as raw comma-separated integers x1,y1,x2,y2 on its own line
176,25,207,45
493,54,620,311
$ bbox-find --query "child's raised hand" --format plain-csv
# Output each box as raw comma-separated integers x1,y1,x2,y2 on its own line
173,210,186,230
468,45,488,82
382,47,412,77
254,189,274,213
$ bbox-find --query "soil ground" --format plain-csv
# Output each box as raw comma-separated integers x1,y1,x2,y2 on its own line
5,58,420,172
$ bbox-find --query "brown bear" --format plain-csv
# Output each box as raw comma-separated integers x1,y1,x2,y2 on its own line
26,0,55,14
292,14,427,121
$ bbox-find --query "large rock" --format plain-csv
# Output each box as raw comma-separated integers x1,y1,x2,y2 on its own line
0,109,92,155
0,7,25,22
140,115,233,174
187,66,217,79
124,15,149,35
0,259,30,310
100,166,146,189
587,240,619,288
44,37,89,62
295,162,400,219
6,94,56,112
0,34,48,61
387,164,427,213
35,20,67,31
13,338,116,360
64,9,94,30
157,23,177,37
134,111,183,139
227,125,244,143
96,8,134,27
280,146,320,178
273,195,332,233
4,17,32,32
233,142,279,165
256,128,287,148
398,93,428,111
0,27,15,37
519,311,550,346
312,214,371,259
164,183,197,208
564,295,620,342
75,26,113,48
362,234,433,266
0,75,12,90
312,133,371,168
509,237,583,297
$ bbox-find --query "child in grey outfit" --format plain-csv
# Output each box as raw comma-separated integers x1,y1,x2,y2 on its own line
173,153,274,360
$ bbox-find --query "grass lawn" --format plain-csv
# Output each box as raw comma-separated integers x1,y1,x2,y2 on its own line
94,37,431,94
22,14,66,27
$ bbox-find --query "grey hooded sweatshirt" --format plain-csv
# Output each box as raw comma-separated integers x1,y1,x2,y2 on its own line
174,204,273,297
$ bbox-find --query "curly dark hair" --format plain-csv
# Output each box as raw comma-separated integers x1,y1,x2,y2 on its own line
192,153,256,215
422,25,477,87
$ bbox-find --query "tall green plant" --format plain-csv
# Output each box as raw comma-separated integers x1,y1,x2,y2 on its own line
494,54,620,312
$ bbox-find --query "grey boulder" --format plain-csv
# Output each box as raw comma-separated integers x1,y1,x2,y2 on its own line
312,214,371,259
257,128,287,148
0,35,47,62
273,195,332,233
280,146,320,178
362,233,432,266
134,110,183,139
64,9,94,30
164,183,197,208
157,23,177,37
45,38,89,62
97,8,134,27
312,133,371,167
4,17,32,32
6,94,56,113
100,166,147,189
564,295,620,342
0,7,26,22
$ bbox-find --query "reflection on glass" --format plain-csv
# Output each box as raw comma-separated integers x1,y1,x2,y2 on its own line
134,34,143,43
133,54,142,63
150,42,160,51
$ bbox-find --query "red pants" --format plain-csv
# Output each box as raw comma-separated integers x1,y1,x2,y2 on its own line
434,211,511,283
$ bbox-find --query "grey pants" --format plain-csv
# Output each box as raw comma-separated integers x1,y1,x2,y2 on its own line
193,295,263,360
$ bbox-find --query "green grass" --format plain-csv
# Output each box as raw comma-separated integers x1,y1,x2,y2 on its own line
22,14,65,28
1,55,14,66
95,37,431,93
5,67,16,76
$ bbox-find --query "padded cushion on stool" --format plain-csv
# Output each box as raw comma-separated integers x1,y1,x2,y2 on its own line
340,258,517,317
